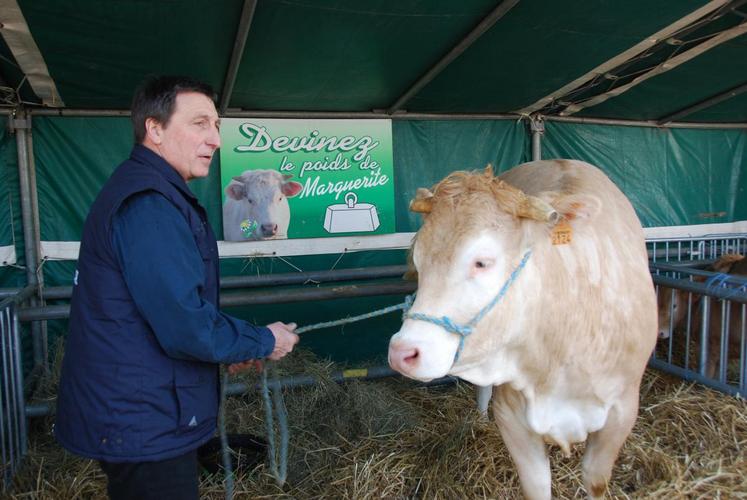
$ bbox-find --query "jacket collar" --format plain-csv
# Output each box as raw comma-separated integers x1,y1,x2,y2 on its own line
130,144,198,201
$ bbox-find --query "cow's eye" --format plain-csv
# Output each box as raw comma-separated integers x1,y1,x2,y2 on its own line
247,199,254,204
473,258,493,270
278,195,283,202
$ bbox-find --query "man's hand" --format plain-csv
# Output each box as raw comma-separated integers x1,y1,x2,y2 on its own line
267,321,299,361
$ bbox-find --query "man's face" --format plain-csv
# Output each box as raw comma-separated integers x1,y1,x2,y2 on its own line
148,92,221,181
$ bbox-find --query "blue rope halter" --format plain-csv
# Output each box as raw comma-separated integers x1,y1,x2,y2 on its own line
402,249,532,362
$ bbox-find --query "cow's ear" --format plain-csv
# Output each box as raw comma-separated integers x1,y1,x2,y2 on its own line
410,188,434,213
483,164,494,177
225,182,246,200
552,194,602,223
282,181,303,198
711,254,744,273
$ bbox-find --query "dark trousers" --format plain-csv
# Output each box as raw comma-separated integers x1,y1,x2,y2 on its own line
99,449,199,500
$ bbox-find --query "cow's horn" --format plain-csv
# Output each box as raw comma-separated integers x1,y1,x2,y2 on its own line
518,195,559,223
409,188,434,214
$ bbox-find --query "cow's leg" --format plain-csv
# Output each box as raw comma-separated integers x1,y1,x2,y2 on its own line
581,387,639,499
493,385,551,500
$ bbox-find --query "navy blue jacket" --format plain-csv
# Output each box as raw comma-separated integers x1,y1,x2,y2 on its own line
55,145,274,462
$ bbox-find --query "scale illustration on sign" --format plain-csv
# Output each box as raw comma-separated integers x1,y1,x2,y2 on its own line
323,192,380,233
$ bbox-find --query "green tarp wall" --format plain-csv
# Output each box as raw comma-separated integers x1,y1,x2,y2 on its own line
3,117,747,367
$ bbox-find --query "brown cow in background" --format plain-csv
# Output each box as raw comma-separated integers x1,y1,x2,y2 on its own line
656,254,745,378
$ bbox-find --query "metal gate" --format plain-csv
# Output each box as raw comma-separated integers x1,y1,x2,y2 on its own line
648,234,747,397
1,293,28,492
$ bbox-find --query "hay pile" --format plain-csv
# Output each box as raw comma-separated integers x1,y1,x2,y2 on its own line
9,349,747,499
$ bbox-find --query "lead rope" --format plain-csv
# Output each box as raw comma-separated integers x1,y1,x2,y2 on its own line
260,363,289,485
220,251,531,496
219,368,234,499
219,299,414,496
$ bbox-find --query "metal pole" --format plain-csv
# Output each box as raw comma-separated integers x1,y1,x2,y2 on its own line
699,296,711,377
648,358,743,398
24,115,48,370
18,280,418,321
27,107,747,129
530,116,544,161
545,114,747,130
12,304,27,456
220,265,408,289
1,306,10,486
13,112,44,370
0,264,410,300
25,366,457,418
718,301,730,381
219,0,258,114
30,109,131,117
740,304,746,395
657,81,747,125
476,385,492,415
651,274,747,303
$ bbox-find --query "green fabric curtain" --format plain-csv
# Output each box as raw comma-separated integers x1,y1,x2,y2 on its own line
5,116,747,364
542,121,747,227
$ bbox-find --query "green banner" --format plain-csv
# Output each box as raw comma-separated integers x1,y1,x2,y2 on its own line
219,118,394,240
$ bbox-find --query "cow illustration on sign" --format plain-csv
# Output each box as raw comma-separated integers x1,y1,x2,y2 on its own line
223,169,302,240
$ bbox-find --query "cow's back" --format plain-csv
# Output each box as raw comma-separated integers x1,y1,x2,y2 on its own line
497,160,656,388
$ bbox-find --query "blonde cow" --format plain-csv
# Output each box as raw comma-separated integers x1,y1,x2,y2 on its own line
388,160,657,500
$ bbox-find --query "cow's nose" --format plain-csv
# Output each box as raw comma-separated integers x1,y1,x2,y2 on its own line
388,340,420,373
261,223,278,236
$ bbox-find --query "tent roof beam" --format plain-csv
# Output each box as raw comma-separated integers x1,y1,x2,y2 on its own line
657,81,747,125
515,0,731,116
219,0,257,114
385,0,520,115
0,0,63,106
559,19,747,116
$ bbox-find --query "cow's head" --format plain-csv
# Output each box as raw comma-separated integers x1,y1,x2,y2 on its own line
225,169,302,239
389,165,596,383
657,253,744,339
656,286,688,339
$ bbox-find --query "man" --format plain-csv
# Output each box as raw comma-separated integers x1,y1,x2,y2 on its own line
55,75,299,499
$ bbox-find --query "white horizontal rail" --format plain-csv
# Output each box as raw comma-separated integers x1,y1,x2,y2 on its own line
35,221,747,261
40,233,417,261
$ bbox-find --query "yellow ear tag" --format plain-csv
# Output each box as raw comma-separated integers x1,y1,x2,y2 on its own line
551,219,572,245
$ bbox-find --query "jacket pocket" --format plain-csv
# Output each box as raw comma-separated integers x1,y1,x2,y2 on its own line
173,362,219,430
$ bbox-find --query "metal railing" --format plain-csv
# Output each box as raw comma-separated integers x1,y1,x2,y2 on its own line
649,234,747,397
0,287,31,492
648,234,747,262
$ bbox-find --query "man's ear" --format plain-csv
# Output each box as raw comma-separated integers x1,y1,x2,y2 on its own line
145,117,163,145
